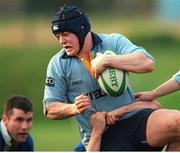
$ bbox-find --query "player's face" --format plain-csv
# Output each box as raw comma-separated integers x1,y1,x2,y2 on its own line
4,108,33,143
58,32,80,56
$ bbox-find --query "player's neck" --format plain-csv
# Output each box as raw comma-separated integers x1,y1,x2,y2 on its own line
81,32,93,53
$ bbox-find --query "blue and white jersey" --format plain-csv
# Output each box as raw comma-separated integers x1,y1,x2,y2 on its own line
173,70,180,83
43,32,155,145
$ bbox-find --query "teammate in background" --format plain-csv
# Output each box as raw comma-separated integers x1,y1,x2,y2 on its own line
136,71,180,101
0,96,34,151
43,5,180,151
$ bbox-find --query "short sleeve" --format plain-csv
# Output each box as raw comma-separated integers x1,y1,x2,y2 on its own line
43,55,67,106
173,70,180,84
115,34,155,62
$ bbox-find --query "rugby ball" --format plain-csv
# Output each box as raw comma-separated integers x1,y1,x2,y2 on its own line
98,50,128,96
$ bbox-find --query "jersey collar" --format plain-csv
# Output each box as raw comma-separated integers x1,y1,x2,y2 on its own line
62,32,102,59
0,120,12,147
91,32,102,49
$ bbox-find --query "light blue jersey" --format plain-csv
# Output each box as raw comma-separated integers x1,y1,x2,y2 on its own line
173,71,180,83
43,33,155,145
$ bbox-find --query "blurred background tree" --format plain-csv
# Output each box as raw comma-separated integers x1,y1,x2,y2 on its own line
0,0,154,16
0,0,179,151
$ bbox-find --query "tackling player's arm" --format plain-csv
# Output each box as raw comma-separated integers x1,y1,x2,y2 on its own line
106,101,161,125
135,76,180,101
87,112,106,151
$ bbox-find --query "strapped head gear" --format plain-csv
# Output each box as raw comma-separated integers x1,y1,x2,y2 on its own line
51,5,91,52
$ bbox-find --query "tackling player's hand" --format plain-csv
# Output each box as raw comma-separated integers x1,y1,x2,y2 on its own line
106,110,119,125
90,112,106,135
74,94,92,115
135,91,156,101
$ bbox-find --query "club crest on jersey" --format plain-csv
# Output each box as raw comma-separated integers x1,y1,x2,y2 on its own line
46,77,55,87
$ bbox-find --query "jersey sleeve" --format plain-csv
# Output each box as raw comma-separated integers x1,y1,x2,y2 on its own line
173,70,180,84
112,33,155,62
43,55,67,106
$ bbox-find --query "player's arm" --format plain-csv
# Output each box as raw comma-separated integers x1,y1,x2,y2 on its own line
46,102,78,119
106,101,161,125
135,77,180,101
107,52,154,73
45,94,92,120
87,112,106,151
91,52,154,79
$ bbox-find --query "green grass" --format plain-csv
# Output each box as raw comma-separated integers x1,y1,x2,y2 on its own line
31,119,81,151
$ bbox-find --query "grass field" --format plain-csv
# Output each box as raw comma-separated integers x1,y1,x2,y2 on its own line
0,17,179,151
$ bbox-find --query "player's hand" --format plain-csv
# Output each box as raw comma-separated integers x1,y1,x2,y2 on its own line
74,94,92,115
135,91,155,101
91,52,107,79
90,112,106,135
106,110,119,125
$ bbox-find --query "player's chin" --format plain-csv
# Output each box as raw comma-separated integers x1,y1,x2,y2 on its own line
66,50,76,56
67,53,75,57
17,134,28,142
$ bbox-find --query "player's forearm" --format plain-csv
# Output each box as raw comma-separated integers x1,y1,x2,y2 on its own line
114,103,139,116
46,102,78,120
114,101,160,117
152,78,180,99
105,52,154,73
87,130,102,151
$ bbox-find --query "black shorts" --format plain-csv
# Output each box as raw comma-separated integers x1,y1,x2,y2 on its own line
100,108,164,151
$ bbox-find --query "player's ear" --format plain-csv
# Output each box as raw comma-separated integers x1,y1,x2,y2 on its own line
2,115,8,125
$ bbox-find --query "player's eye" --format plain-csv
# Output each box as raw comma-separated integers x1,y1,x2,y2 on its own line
15,117,24,123
27,118,33,123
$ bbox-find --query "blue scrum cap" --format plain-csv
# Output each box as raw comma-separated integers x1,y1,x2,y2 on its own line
51,5,91,52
